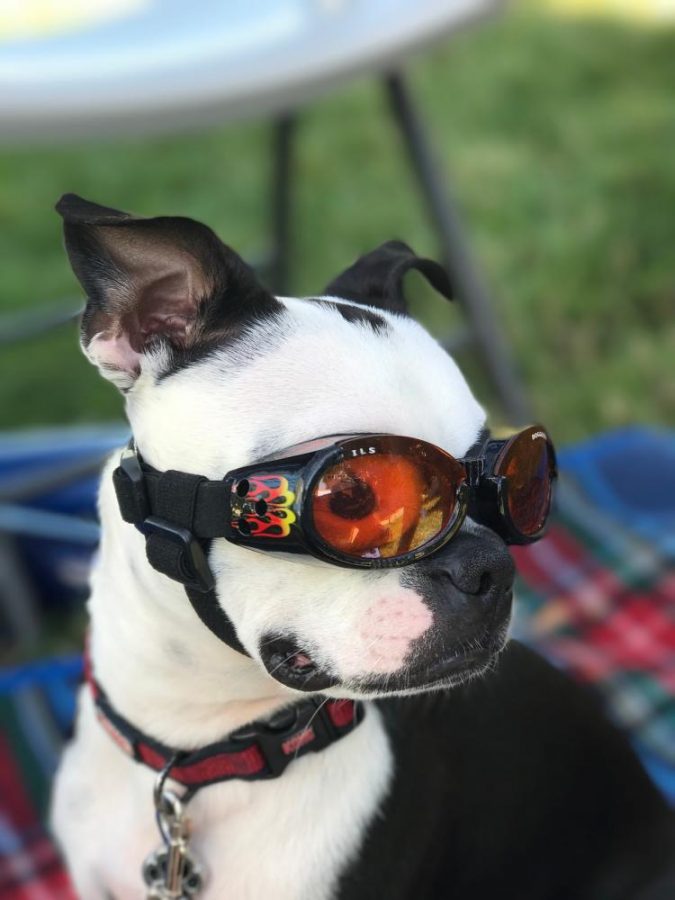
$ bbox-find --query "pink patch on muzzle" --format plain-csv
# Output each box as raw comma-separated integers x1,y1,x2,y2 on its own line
357,591,433,675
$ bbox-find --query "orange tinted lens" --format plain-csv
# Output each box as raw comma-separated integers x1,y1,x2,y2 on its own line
311,438,463,560
497,429,554,536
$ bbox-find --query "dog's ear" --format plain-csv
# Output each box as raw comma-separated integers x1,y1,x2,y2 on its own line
323,240,453,314
56,193,279,390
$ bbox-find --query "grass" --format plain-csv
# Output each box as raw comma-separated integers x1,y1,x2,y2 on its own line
1,5,673,443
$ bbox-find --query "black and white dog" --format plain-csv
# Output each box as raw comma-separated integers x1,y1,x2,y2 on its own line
51,195,673,899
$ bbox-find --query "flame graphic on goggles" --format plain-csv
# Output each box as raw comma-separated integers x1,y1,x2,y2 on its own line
234,475,297,538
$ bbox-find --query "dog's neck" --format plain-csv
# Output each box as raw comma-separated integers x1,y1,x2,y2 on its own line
88,458,295,749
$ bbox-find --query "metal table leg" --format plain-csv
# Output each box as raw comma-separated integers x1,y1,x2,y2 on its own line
267,113,297,295
384,71,532,425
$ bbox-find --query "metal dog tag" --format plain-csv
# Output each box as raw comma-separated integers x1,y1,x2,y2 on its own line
142,788,203,899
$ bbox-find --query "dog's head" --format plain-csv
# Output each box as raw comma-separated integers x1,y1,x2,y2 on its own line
58,194,514,699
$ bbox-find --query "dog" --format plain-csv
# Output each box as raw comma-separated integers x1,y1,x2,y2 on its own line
51,194,673,900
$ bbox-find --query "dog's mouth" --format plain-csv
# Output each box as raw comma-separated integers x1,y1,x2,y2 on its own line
368,645,498,693
259,637,340,692
260,590,511,695
260,627,507,696
340,624,508,698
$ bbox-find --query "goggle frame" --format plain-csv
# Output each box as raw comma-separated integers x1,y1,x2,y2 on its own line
226,426,557,570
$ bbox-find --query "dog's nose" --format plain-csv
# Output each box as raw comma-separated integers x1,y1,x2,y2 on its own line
421,524,515,598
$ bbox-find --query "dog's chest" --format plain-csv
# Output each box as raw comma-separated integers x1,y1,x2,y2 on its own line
53,695,392,900
192,715,391,900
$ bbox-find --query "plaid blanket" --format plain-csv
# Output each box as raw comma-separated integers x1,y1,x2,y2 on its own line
0,657,80,899
512,427,675,792
1,427,673,897
0,733,77,899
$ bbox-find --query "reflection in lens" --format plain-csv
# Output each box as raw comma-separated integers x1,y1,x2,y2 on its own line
311,438,464,560
497,429,554,536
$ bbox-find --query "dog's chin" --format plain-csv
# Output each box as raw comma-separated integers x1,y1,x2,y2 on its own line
330,643,506,700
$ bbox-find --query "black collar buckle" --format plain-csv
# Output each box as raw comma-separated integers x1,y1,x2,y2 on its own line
232,697,343,779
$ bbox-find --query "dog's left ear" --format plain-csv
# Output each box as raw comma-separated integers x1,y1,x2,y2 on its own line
323,240,453,314
56,193,279,390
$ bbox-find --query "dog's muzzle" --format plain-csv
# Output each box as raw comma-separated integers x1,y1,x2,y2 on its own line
405,522,514,648
257,524,514,695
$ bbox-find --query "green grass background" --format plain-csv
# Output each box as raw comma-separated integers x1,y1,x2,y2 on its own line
1,4,673,443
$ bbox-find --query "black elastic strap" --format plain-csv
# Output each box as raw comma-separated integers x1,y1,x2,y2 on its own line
143,471,210,584
112,456,251,658
145,534,190,585
113,465,231,539
156,470,204,526
185,587,249,657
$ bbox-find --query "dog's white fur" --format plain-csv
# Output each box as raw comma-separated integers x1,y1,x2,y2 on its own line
52,296,485,898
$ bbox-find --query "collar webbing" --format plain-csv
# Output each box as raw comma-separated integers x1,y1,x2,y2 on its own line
86,652,365,793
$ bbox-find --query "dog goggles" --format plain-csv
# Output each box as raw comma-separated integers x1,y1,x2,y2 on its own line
114,425,557,579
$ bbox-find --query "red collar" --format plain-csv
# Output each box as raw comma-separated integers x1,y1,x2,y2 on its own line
85,652,364,792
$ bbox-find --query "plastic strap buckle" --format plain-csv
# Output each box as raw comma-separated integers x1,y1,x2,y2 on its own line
232,698,338,779
115,447,150,523
142,516,215,593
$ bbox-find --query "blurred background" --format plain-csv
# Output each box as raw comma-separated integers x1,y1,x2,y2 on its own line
2,0,674,439
0,0,673,894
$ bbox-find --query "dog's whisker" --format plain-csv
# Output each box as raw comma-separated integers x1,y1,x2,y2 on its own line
292,697,331,763
257,634,292,650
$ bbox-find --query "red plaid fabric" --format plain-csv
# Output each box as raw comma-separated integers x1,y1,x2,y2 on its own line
0,734,77,899
513,476,675,770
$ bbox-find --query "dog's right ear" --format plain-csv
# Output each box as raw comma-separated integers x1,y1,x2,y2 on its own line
56,193,280,390
323,240,453,315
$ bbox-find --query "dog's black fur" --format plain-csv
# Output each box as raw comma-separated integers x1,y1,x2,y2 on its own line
338,642,674,900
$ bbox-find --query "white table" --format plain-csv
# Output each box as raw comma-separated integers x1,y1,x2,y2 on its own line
0,0,529,423
1,0,496,138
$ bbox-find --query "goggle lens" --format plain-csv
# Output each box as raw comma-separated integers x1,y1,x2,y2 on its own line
495,428,555,537
311,437,464,560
